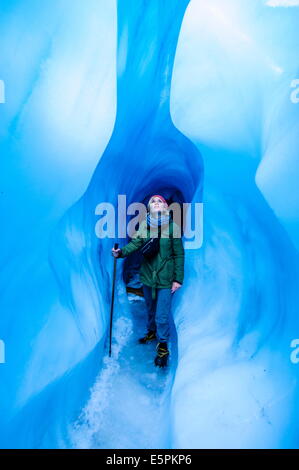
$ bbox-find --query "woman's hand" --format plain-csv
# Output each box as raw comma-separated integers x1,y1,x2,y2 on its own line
171,281,182,293
111,247,122,258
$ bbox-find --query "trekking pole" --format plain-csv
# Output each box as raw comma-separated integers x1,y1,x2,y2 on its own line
109,242,119,357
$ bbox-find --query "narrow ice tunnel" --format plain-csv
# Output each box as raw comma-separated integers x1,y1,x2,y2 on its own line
1,0,299,449
49,0,203,448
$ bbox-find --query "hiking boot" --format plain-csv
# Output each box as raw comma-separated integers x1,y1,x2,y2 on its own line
138,330,157,344
154,342,169,368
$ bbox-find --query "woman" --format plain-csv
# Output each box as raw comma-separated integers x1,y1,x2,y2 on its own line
112,194,184,367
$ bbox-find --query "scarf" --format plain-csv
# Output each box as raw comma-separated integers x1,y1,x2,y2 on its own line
146,213,170,228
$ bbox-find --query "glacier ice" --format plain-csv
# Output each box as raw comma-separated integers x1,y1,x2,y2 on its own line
0,0,299,449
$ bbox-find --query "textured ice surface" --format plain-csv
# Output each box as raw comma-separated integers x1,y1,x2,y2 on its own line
1,0,299,449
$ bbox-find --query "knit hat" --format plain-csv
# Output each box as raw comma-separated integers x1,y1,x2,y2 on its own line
148,194,168,207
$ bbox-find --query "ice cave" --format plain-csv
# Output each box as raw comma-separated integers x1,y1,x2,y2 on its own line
0,0,299,449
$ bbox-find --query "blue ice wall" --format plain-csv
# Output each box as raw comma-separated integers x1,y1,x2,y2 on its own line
1,0,299,449
0,0,118,447
169,0,299,448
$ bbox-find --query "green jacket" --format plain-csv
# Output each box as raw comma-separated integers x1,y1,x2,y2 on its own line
119,219,184,299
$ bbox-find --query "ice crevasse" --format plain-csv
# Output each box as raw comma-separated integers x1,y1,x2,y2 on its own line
0,0,299,448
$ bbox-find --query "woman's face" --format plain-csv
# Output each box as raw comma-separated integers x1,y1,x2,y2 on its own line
149,196,166,216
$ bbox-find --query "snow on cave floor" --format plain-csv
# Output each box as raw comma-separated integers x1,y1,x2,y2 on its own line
70,292,176,449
